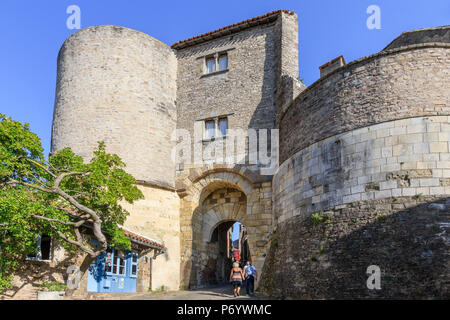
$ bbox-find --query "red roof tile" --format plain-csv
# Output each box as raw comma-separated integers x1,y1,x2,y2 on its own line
120,226,165,250
171,9,295,50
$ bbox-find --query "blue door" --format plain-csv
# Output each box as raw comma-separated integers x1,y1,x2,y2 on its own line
87,248,139,293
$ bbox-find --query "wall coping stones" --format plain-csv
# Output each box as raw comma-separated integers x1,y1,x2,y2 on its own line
279,43,450,128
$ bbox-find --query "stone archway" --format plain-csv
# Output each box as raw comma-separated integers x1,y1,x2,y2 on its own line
177,169,273,289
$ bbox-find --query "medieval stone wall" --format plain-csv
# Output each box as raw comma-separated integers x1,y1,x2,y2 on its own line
174,12,298,167
260,195,449,299
274,116,450,225
279,45,450,163
384,26,449,50
261,41,450,299
51,25,178,187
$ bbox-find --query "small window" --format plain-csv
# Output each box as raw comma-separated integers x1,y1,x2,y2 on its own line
27,234,52,261
218,54,228,71
112,249,127,276
130,251,138,278
218,118,228,137
205,120,216,139
206,57,216,73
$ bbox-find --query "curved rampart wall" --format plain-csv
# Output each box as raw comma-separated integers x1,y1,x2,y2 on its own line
262,43,450,299
279,45,450,164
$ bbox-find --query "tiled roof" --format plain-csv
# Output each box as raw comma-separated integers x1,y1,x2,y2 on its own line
120,226,165,250
171,9,295,50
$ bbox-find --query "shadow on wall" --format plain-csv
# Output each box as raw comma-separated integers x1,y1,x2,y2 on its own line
0,254,77,300
260,196,450,299
248,32,277,133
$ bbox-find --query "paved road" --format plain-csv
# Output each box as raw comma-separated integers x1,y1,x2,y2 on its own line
79,285,263,300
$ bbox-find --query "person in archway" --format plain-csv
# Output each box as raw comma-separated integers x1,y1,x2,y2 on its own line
244,261,257,295
229,262,245,297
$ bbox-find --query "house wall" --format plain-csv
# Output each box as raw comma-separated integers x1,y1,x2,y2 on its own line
121,184,181,291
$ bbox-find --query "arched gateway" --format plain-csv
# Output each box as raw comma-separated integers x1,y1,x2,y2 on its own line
176,168,273,289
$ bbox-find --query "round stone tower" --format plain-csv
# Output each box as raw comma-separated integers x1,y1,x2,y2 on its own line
261,27,450,299
51,25,177,187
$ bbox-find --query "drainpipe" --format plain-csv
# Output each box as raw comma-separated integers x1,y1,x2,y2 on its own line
149,256,153,291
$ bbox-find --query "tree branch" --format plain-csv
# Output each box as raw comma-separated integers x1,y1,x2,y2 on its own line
31,214,85,228
19,157,57,179
7,178,53,193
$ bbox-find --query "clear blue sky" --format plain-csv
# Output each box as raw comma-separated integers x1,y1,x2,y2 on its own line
232,222,241,241
0,0,448,156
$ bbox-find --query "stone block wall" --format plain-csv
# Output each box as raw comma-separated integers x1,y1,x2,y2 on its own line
52,25,178,187
274,116,450,225
260,196,450,299
279,45,450,163
384,26,449,50
262,38,450,298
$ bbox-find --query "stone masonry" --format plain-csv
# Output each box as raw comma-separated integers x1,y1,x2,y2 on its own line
7,10,448,299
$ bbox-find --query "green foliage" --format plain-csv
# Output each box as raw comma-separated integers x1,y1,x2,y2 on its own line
38,281,67,292
0,114,144,291
151,285,166,293
270,239,278,250
377,214,387,222
311,212,324,226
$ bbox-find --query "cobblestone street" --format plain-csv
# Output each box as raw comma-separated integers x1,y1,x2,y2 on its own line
71,285,265,300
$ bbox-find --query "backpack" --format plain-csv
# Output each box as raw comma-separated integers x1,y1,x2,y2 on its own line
245,265,255,278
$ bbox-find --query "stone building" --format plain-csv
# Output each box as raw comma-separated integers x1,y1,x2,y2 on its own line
4,10,449,299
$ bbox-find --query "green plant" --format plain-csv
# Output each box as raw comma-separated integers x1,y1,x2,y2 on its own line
413,194,422,200
310,256,317,262
154,285,166,292
319,248,325,255
311,213,323,226
270,239,278,249
377,214,387,222
39,281,67,292
0,114,144,289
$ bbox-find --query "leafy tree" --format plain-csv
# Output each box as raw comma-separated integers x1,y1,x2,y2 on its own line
0,114,144,292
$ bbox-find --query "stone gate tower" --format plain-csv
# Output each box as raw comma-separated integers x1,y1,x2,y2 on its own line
50,10,450,298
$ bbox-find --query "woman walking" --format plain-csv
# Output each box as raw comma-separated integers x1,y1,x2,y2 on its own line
229,262,245,297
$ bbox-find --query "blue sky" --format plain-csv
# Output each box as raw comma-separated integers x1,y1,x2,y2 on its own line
232,222,241,241
0,0,448,155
